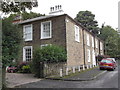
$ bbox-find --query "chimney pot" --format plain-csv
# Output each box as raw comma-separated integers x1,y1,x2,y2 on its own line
53,7,54,11
55,5,57,10
58,5,60,9
60,5,62,9
50,7,52,12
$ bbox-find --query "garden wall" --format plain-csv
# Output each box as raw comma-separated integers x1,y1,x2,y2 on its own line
44,62,67,77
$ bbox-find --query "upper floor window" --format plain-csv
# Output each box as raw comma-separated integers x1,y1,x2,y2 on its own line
96,39,98,48
100,42,103,50
92,37,94,47
41,21,52,39
74,25,80,42
87,34,90,46
23,24,33,41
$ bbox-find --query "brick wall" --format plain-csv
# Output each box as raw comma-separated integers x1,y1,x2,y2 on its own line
20,15,67,62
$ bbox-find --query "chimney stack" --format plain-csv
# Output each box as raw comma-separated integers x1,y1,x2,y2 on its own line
49,5,64,15
12,14,22,24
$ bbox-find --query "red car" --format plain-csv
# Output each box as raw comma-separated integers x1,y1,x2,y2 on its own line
99,59,116,71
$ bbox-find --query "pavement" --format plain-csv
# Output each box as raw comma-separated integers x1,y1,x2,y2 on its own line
6,66,107,88
45,66,107,81
6,73,42,88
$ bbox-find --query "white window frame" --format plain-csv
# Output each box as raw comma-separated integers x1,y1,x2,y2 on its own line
100,42,103,50
74,25,80,42
92,37,94,47
96,39,98,48
40,44,51,48
23,46,33,62
41,21,52,39
23,24,33,41
87,49,91,62
87,34,90,46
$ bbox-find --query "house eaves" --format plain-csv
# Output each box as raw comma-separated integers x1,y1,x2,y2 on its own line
18,14,66,25
19,13,103,42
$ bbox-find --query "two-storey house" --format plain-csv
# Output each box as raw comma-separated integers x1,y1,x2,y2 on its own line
19,13,104,67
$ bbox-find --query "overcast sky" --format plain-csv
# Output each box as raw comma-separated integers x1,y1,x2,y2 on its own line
31,0,119,30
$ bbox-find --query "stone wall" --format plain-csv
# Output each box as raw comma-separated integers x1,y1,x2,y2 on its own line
44,62,67,77
65,17,84,67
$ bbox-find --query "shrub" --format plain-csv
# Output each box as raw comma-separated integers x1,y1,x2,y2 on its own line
22,65,31,73
33,45,67,63
32,45,67,77
17,62,31,73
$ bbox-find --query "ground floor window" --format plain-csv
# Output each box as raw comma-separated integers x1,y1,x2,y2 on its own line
23,46,32,62
87,49,91,62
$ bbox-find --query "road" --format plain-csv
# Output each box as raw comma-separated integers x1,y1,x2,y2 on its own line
17,62,119,89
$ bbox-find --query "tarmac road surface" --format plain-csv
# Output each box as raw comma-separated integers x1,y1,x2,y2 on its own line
16,66,118,88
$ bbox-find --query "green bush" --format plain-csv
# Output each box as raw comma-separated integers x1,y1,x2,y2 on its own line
22,65,31,73
33,45,67,63
32,45,67,77
17,62,31,73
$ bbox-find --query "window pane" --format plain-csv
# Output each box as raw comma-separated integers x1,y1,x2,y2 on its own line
101,60,112,63
24,25,32,41
41,21,51,39
75,25,80,42
25,47,32,61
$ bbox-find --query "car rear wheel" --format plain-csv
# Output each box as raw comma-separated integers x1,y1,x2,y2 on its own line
111,68,115,71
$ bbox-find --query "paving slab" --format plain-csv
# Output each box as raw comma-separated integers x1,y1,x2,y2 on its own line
6,73,42,88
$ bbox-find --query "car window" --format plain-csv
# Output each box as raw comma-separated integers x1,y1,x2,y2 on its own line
107,58,116,61
101,60,112,63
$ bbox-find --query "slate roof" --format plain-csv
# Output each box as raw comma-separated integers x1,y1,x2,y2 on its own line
19,14,62,24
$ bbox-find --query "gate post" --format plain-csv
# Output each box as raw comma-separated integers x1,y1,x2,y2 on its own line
39,61,44,78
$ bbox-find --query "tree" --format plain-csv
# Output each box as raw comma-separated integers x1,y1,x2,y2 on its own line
2,17,22,67
2,16,22,89
1,1,38,89
1,0,38,14
21,11,45,20
9,11,45,21
99,25,119,57
75,10,99,35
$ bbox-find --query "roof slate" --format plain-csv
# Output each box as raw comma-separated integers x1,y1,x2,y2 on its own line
19,14,63,24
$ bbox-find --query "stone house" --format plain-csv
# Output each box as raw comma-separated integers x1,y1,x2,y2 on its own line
19,14,104,67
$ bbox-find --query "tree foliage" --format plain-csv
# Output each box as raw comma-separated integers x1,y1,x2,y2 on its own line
99,25,119,57
75,10,99,35
1,1,38,89
2,16,22,67
2,11,44,67
33,45,67,63
8,11,45,21
1,0,38,14
21,11,45,20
